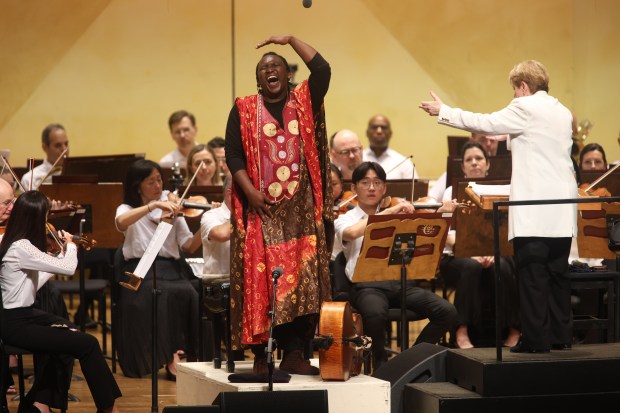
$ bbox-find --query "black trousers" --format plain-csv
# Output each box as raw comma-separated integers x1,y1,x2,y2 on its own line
513,236,572,350
2,307,121,411
351,280,458,369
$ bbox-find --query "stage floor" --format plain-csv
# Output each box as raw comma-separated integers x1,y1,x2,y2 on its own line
177,359,391,413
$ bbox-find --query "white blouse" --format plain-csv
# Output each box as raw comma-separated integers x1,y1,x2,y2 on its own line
0,239,77,309
116,191,193,260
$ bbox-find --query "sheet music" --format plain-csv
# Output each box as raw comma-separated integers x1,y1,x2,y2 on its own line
132,220,173,279
470,183,511,197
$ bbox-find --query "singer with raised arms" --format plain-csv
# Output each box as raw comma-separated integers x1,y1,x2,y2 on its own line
225,34,333,375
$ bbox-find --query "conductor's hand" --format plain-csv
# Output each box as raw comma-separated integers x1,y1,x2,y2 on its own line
257,35,292,49
419,91,443,116
247,187,275,222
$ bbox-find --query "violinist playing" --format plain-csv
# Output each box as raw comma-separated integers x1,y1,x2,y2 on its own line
115,159,202,380
0,191,121,413
334,162,458,371
20,123,69,190
185,144,223,187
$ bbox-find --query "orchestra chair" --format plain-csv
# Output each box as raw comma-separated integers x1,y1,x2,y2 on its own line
48,277,109,356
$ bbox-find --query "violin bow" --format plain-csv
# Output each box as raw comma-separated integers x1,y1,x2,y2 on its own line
175,161,204,206
337,155,413,209
1,155,65,250
584,162,620,193
38,148,68,188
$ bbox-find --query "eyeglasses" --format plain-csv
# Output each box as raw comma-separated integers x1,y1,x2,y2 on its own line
356,179,385,189
0,197,16,209
335,146,362,156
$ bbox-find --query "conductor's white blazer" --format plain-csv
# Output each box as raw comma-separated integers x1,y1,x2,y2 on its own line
437,91,577,240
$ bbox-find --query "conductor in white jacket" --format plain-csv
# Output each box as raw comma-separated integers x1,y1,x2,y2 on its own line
419,60,577,353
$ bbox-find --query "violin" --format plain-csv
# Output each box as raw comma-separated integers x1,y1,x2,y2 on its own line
166,193,212,218
333,190,357,218
46,222,97,255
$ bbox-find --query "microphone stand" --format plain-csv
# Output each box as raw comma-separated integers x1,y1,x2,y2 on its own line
78,219,86,333
151,263,160,413
398,241,415,351
266,269,281,391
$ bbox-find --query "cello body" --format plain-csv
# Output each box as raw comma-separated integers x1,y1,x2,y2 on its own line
318,301,365,381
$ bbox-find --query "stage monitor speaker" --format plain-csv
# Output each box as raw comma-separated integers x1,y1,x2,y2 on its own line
372,342,449,413
162,406,220,413
216,389,328,413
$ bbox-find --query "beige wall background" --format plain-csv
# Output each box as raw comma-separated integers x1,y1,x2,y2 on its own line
1,0,619,180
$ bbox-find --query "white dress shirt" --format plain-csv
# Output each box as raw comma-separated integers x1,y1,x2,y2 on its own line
199,203,231,275
438,91,577,240
159,148,186,169
334,206,368,281
20,160,57,190
115,191,193,260
363,147,418,180
0,240,77,309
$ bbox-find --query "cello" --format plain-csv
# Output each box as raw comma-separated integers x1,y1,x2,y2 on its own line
317,301,371,381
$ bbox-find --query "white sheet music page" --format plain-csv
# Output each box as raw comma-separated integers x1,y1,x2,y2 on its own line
132,220,173,278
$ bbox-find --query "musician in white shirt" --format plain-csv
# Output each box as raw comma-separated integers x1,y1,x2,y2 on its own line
200,176,232,275
0,191,121,413
20,124,69,190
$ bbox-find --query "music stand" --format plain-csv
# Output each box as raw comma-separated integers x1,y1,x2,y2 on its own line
352,213,451,349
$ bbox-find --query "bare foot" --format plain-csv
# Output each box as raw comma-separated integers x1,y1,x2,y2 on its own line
34,402,51,413
503,327,520,347
455,325,474,349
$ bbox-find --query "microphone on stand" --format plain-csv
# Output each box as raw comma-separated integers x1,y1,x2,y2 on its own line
266,266,283,390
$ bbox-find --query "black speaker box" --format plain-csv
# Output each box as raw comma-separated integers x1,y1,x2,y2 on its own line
372,342,449,413
162,406,220,413
215,389,328,413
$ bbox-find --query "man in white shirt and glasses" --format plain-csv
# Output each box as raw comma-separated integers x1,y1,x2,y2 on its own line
330,129,364,180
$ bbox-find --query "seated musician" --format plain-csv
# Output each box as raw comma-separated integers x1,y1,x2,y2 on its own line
115,159,202,381
330,163,355,261
185,144,223,187
0,191,121,413
159,110,198,169
334,161,458,372
579,143,608,173
20,123,69,190
439,141,520,348
200,176,232,275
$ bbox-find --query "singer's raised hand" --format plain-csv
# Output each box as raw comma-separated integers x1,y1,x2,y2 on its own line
256,35,292,49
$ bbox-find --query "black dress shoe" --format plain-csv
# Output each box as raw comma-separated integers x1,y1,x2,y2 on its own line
509,342,550,353
551,343,572,350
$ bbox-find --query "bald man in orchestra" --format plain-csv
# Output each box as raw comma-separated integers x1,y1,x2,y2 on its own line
21,124,69,190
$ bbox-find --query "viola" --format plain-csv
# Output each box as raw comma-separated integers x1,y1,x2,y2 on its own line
578,183,611,198
46,222,97,254
333,190,357,218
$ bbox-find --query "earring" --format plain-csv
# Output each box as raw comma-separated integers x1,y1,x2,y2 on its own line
257,85,263,94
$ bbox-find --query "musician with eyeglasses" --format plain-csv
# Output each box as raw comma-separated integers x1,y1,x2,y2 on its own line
363,114,417,180
334,161,458,372
330,129,364,180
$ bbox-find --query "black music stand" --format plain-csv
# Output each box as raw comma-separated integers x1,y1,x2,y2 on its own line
352,213,451,349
